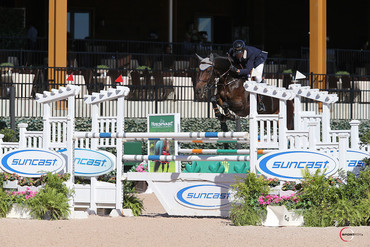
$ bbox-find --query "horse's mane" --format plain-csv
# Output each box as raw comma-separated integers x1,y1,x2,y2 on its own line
212,54,231,73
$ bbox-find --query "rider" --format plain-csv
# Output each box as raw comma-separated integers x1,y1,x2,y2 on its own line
228,40,268,112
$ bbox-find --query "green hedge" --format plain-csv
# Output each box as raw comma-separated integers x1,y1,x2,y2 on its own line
1,117,370,153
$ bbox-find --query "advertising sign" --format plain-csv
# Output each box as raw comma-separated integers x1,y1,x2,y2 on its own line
345,149,369,170
257,150,339,180
176,184,232,209
147,114,180,172
0,149,65,177
58,148,115,177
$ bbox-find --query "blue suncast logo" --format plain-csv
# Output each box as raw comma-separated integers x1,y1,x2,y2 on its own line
1,149,65,177
176,184,232,209
58,148,115,177
258,150,338,180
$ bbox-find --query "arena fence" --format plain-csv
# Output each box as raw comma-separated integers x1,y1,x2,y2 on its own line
0,66,369,120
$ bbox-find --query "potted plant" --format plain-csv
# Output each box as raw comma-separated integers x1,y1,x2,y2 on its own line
258,193,304,226
0,62,14,74
96,64,109,75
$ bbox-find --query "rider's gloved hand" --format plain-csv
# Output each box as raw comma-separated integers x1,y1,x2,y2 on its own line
229,65,238,73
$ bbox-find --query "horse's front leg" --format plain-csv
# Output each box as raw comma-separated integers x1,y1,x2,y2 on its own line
210,95,225,120
221,102,236,121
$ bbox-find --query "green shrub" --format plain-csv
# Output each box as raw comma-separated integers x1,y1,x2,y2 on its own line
30,187,70,220
29,172,72,220
230,173,270,226
297,167,370,227
0,189,11,217
122,180,144,216
0,128,17,142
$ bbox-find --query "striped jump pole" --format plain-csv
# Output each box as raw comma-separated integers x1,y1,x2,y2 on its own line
74,131,250,140
122,155,250,162
178,148,270,155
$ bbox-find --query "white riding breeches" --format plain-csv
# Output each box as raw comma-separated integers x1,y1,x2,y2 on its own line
254,63,264,83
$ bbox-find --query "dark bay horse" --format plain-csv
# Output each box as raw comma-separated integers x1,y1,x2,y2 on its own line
195,53,294,132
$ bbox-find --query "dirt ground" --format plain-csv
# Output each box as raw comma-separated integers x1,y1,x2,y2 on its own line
0,193,369,247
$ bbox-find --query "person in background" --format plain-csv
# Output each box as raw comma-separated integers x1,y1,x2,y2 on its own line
163,45,175,71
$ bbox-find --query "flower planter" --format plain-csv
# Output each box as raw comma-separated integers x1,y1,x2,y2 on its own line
6,204,33,219
3,180,18,189
263,205,304,227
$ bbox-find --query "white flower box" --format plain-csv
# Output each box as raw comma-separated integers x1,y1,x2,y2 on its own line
6,204,33,219
263,205,304,227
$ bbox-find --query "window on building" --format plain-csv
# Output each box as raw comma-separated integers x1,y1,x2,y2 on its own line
67,11,90,39
197,17,212,42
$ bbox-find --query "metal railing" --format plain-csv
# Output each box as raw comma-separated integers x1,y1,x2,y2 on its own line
0,66,369,120
1,36,369,75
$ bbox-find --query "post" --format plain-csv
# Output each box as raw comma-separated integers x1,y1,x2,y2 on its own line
42,103,51,149
168,0,173,44
338,133,349,171
249,92,258,173
116,95,125,211
322,102,331,143
349,120,361,150
66,94,75,210
308,121,319,150
90,103,100,213
18,123,28,149
278,99,287,150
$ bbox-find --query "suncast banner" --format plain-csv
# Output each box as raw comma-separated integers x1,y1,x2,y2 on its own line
58,148,115,177
175,184,233,209
0,149,65,177
257,150,339,180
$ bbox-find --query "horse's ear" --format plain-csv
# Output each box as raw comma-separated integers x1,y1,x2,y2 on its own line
209,53,214,62
195,54,204,61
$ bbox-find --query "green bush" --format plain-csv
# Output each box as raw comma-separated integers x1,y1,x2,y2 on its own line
0,128,17,142
230,173,270,226
297,167,370,227
0,189,11,217
29,172,72,220
122,180,144,216
30,187,70,220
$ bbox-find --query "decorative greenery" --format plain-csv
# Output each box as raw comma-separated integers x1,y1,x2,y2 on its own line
335,71,350,76
0,189,11,217
96,64,109,69
0,128,17,142
282,69,293,74
265,178,280,187
281,181,297,191
0,62,14,67
296,167,370,227
122,180,144,216
130,162,148,172
230,173,270,226
29,172,72,220
258,193,299,210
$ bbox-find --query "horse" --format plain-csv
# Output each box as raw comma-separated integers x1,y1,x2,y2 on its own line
195,53,294,132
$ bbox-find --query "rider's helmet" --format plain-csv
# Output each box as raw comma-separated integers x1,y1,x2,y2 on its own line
232,40,246,54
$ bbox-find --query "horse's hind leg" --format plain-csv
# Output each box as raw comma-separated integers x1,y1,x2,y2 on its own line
221,102,236,120
219,115,229,149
